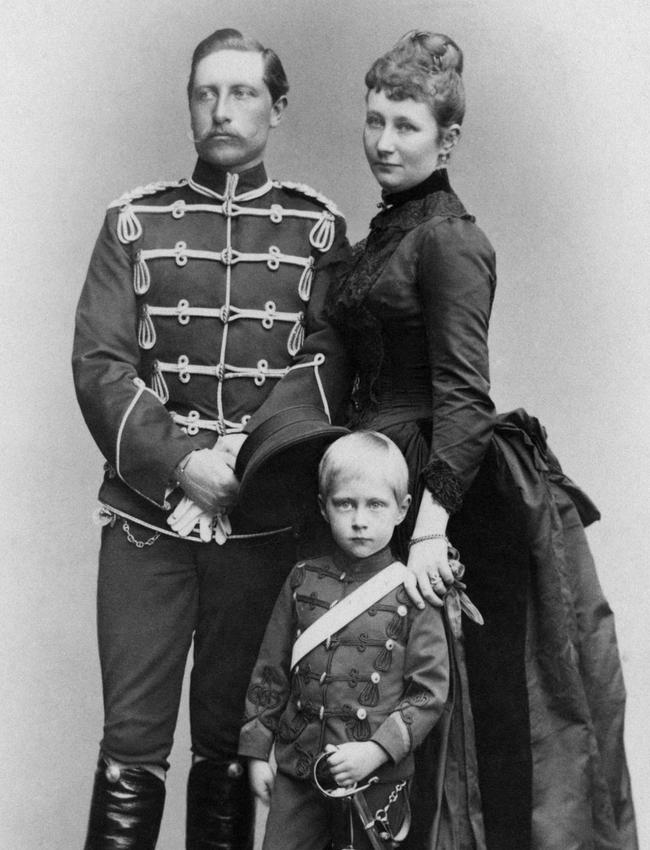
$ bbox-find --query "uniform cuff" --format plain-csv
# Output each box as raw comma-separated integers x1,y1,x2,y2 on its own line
238,720,274,762
371,713,412,765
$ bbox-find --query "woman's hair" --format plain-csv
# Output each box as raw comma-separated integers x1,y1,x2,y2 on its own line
318,431,409,502
187,28,289,103
365,30,465,127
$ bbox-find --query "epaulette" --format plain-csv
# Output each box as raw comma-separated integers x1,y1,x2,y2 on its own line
108,178,188,210
273,180,344,220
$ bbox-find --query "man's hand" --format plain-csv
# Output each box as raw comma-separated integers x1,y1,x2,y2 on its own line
215,433,247,466
175,448,239,513
248,758,275,805
324,742,388,788
167,496,232,543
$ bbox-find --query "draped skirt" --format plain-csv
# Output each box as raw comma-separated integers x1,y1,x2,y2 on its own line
376,411,637,850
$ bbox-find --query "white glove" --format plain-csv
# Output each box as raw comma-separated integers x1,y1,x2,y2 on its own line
168,496,232,544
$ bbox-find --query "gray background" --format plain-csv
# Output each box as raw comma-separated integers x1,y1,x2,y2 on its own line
2,1,648,847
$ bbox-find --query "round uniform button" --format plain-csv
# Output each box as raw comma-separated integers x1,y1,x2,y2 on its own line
397,605,408,617
356,708,367,720
371,672,381,684
385,639,395,650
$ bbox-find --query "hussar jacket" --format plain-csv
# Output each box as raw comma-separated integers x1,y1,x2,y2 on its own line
72,160,351,536
239,546,449,782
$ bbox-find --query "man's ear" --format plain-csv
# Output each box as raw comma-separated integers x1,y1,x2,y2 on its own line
317,494,329,524
270,95,288,128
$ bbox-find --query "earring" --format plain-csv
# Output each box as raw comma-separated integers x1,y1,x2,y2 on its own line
438,151,450,165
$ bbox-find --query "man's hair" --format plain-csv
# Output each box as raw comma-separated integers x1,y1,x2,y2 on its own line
365,30,465,128
187,28,289,103
318,431,410,502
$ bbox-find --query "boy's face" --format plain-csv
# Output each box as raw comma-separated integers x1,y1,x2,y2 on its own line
319,468,411,560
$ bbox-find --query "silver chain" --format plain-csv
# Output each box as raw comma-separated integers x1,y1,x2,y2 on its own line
122,520,160,549
374,779,407,828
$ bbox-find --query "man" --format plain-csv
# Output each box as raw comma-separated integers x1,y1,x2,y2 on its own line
73,28,350,850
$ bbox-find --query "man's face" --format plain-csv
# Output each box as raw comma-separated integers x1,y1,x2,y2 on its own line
189,50,285,172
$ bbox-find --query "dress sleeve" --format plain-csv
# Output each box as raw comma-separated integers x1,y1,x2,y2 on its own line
238,571,297,761
71,210,195,507
416,217,496,513
371,603,449,763
243,215,353,433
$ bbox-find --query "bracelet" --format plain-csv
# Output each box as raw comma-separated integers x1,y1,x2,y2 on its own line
408,533,449,549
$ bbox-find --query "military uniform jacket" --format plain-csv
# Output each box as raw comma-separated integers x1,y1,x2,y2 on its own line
73,160,351,535
239,547,449,782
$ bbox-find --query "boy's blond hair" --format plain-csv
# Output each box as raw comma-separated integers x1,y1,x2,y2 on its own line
318,431,409,502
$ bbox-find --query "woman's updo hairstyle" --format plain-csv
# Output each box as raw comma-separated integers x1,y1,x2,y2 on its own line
365,31,465,128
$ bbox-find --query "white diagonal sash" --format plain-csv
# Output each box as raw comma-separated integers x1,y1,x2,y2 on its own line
290,561,408,669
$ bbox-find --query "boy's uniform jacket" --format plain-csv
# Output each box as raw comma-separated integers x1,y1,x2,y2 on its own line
239,546,449,782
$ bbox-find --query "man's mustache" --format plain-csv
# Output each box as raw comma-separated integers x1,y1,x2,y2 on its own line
188,128,243,144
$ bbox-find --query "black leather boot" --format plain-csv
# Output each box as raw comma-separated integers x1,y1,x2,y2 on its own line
83,760,165,849
186,759,253,850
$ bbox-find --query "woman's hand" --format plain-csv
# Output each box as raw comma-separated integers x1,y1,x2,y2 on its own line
402,494,454,608
404,536,455,608
247,758,275,805
324,742,388,787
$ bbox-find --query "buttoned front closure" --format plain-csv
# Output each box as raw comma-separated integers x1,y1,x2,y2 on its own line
240,549,449,782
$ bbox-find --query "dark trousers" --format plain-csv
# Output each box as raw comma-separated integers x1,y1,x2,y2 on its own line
263,771,409,850
97,520,297,768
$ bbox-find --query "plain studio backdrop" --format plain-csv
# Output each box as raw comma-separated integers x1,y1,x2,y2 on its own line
2,1,648,847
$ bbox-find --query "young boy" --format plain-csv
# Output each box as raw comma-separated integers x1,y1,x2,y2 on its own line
238,431,450,850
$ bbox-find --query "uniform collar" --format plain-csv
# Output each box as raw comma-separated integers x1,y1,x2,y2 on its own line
332,545,396,576
191,159,268,197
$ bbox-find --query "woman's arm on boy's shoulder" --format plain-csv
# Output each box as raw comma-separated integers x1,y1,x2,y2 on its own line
371,602,450,765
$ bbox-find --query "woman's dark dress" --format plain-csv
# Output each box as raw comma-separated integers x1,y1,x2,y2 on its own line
327,170,637,850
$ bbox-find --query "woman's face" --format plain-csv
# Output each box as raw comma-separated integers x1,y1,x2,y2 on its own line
363,90,444,193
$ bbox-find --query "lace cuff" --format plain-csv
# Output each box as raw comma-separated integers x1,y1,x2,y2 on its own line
421,459,464,514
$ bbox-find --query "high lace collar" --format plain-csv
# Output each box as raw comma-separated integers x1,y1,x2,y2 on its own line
381,168,452,208
370,169,469,234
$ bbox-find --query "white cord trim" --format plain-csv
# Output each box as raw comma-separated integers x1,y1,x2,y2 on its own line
154,357,289,387
286,354,331,422
137,243,313,271
108,179,188,209
115,383,145,480
140,299,305,355
145,300,302,326
169,410,250,436
272,180,344,219
124,198,326,224
188,176,274,203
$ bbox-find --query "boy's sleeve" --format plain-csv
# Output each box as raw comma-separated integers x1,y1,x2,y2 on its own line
238,571,297,762
371,603,450,764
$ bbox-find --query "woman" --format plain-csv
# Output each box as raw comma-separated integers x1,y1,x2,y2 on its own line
327,31,637,850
